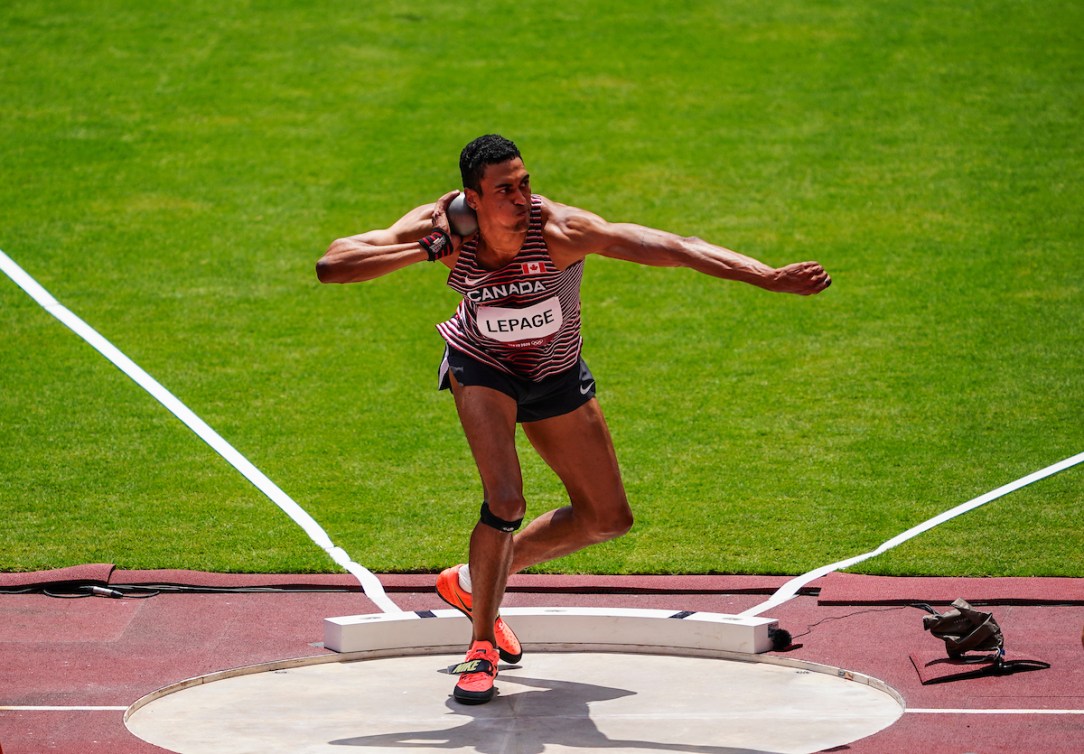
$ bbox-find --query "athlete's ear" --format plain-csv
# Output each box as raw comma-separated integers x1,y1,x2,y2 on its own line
463,188,481,210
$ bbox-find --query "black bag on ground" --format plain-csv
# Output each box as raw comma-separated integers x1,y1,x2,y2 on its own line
920,598,1004,659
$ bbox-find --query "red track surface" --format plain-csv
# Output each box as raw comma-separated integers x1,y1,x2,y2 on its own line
1,567,1081,753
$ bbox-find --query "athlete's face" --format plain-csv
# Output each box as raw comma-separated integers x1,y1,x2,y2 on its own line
468,158,531,234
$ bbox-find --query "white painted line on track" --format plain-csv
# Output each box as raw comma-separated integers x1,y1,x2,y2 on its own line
0,248,401,614
0,706,128,711
906,708,1084,715
741,451,1084,617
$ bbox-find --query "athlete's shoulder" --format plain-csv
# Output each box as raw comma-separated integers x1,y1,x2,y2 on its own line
540,196,608,236
539,196,612,261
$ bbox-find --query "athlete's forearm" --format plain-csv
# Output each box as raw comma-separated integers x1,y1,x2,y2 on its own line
318,201,458,284
677,236,781,289
601,225,829,294
316,237,428,284
596,224,779,288
681,238,832,295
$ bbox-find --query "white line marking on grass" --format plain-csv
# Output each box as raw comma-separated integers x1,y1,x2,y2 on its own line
0,248,401,614
740,453,1084,618
906,708,1084,715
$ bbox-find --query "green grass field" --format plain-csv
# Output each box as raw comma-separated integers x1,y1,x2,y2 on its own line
2,1,1081,577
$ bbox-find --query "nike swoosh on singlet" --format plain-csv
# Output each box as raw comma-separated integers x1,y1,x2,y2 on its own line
463,273,493,286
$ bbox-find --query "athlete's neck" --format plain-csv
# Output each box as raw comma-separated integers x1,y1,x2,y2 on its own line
476,231,526,269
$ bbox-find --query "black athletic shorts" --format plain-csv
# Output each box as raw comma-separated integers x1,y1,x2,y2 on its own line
438,346,597,423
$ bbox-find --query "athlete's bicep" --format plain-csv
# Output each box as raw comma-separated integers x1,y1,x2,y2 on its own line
592,222,687,268
546,201,686,268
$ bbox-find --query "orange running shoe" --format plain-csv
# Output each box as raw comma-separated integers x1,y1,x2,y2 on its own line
436,564,523,664
452,640,499,704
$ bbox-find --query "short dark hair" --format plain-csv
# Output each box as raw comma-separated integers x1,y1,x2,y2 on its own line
460,134,521,194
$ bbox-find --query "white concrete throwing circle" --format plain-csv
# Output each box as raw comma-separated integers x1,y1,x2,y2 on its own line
126,651,903,753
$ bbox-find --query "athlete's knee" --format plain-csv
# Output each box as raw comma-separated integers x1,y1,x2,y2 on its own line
602,507,634,540
583,503,633,543
481,492,527,532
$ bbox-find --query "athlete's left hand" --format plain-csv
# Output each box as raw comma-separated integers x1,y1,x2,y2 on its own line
770,262,832,295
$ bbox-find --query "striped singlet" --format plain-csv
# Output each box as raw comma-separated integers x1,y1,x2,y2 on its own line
436,195,584,381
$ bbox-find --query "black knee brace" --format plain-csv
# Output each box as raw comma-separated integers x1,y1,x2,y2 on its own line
479,502,523,533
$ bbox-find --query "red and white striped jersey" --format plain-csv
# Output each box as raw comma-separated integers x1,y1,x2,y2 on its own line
436,195,584,380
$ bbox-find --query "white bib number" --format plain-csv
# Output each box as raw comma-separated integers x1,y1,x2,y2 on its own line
477,296,563,345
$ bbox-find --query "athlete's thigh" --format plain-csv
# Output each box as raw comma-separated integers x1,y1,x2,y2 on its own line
448,373,524,506
521,398,627,510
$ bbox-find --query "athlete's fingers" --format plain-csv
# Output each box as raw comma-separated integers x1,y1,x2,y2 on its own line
805,263,830,292
776,262,831,295
431,190,461,230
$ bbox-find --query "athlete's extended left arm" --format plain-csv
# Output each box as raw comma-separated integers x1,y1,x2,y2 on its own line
581,213,831,295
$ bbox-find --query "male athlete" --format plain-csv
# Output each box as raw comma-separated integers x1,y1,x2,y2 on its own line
317,134,831,704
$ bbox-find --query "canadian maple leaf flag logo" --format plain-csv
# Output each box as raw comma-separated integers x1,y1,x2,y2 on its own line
521,261,544,275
